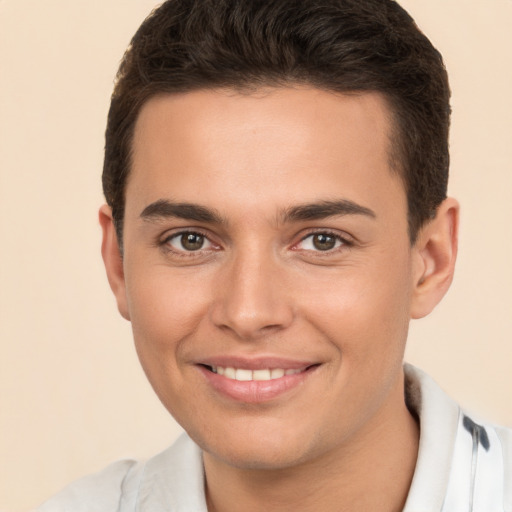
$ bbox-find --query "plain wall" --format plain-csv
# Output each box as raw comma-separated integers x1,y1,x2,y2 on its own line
0,1,511,510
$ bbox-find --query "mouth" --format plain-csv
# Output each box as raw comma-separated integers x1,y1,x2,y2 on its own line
198,361,320,403
204,365,306,381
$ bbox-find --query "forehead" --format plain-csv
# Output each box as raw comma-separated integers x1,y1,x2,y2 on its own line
127,87,405,223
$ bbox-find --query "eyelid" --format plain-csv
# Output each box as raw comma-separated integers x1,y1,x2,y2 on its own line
292,229,354,252
159,228,220,254
157,227,353,256
169,232,213,251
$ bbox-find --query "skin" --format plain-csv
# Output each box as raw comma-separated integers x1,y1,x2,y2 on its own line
100,87,459,511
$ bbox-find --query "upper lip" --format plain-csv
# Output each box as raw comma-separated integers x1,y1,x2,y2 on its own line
196,355,320,371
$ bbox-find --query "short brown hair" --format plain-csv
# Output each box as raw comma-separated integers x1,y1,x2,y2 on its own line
103,0,450,243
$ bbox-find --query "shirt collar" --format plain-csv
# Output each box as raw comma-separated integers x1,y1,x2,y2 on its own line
403,364,460,512
136,432,208,512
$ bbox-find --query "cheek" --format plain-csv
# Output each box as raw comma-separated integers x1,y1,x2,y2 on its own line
301,253,413,359
127,267,210,339
124,267,213,399
125,271,213,422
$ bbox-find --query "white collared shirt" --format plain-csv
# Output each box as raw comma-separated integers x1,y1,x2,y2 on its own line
37,365,512,511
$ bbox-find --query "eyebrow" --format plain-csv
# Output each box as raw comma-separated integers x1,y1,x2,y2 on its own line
282,200,376,222
140,199,225,224
140,198,376,225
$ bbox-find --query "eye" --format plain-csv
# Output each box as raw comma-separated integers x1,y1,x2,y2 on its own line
166,232,213,252
298,232,345,252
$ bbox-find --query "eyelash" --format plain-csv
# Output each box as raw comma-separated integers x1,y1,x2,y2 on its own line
160,230,218,257
159,229,353,257
293,230,353,254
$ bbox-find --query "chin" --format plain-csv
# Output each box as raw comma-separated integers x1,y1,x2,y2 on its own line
194,421,321,471
207,444,310,471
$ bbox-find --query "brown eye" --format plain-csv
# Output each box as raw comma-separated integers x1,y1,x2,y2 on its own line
312,233,337,251
181,233,204,250
168,232,212,252
298,233,344,252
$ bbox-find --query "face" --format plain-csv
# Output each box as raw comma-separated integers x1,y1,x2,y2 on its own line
104,87,434,470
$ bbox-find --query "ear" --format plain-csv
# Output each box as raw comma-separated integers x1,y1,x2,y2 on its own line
99,205,130,320
410,197,459,319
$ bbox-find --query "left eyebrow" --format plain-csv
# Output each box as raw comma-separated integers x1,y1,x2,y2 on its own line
140,199,225,224
282,200,376,222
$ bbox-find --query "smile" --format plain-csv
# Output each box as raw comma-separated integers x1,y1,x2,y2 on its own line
209,366,303,381
199,362,319,403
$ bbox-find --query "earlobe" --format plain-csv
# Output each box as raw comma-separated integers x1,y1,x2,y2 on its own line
410,197,459,319
99,205,131,321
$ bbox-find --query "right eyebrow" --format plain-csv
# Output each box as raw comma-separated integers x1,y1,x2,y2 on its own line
140,199,225,224
282,199,376,222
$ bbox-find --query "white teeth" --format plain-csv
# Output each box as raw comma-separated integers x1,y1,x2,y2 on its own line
210,366,303,381
253,369,271,381
224,367,236,379
270,368,285,379
235,369,253,381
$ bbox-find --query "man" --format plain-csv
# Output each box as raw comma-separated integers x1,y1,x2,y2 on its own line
39,0,511,510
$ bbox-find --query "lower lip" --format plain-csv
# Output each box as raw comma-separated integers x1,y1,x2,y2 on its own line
198,366,317,403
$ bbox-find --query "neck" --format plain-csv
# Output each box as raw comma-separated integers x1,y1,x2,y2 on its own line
203,375,419,512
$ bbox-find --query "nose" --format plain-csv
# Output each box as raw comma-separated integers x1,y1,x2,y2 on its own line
210,249,294,341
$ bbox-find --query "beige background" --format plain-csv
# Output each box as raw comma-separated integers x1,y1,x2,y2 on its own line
1,1,511,510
